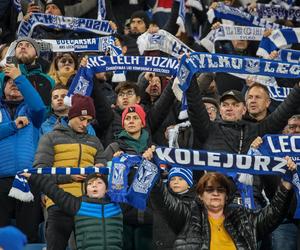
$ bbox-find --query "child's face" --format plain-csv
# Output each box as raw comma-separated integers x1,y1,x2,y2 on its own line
86,177,107,198
169,176,190,193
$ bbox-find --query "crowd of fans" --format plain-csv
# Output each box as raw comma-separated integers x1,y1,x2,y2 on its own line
1,0,300,249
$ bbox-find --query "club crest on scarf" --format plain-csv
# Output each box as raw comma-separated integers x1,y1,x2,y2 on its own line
132,160,159,194
245,58,260,73
74,76,90,95
111,163,127,190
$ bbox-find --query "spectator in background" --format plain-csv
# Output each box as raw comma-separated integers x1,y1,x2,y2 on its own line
48,53,78,87
0,62,46,243
0,37,54,107
285,115,300,134
25,0,82,39
40,84,96,136
244,83,271,122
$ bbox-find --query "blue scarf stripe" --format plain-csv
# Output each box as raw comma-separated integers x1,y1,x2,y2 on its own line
177,52,300,92
17,13,114,38
279,49,300,63
207,3,285,29
258,29,300,57
256,4,300,22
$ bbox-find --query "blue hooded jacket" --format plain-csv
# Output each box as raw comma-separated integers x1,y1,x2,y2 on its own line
0,74,46,177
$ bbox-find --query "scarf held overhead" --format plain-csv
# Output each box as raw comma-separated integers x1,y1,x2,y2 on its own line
17,13,114,37
177,52,300,92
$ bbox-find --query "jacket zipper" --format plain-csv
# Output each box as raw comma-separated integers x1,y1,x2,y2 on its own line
77,144,84,194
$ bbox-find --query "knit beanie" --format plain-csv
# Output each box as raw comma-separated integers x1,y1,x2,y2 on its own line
130,10,150,28
122,104,146,128
0,226,27,250
15,37,40,57
168,167,193,187
68,94,95,120
45,0,65,16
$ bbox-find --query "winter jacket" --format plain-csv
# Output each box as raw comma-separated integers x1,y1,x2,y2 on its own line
34,124,106,208
150,182,195,250
186,75,300,154
161,183,292,250
29,174,123,250
0,75,46,177
0,64,54,107
103,129,153,226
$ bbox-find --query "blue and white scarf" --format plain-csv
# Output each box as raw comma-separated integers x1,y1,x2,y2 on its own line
109,44,126,82
200,25,264,53
37,36,115,53
13,0,22,13
177,0,187,33
257,28,300,58
279,48,300,63
154,146,300,217
207,3,284,29
108,154,160,210
272,0,295,10
97,0,106,20
177,52,300,92
137,29,194,58
66,55,178,102
254,134,300,217
154,147,296,175
9,167,109,202
17,13,114,38
256,4,300,22
108,155,141,203
127,158,159,210
267,85,292,102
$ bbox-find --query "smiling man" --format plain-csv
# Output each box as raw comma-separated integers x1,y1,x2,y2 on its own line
34,94,106,250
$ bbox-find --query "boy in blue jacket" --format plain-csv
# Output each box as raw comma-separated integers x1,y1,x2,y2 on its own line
23,172,123,250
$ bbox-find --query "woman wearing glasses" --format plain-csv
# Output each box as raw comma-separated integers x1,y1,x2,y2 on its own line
164,163,296,250
153,158,295,250
48,52,78,86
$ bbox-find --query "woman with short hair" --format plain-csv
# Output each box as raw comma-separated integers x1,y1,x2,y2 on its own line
159,160,295,250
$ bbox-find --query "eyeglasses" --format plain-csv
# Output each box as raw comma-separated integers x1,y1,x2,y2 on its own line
204,186,226,194
118,90,135,98
206,106,217,113
59,58,75,64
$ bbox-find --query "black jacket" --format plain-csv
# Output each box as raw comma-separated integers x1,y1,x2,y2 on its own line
150,183,195,250
186,75,300,154
93,80,175,147
161,184,292,250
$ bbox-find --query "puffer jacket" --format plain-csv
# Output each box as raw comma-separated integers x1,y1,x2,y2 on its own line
161,184,292,250
0,64,54,107
0,75,46,177
34,124,106,208
29,174,123,250
186,76,300,154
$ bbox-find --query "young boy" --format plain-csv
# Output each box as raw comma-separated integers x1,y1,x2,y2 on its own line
151,167,194,250
24,173,123,250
